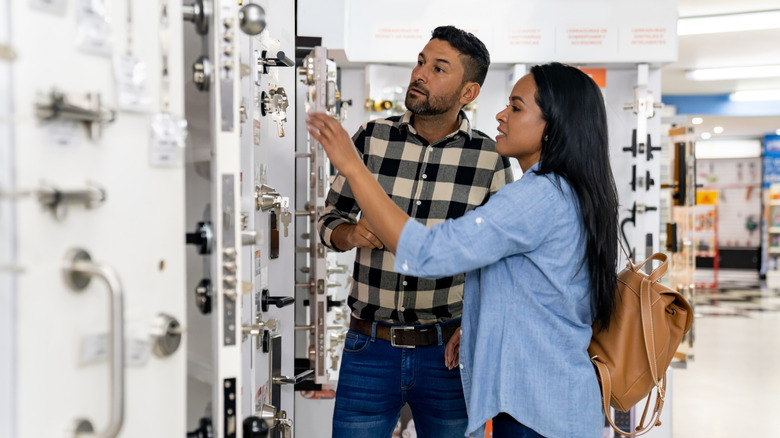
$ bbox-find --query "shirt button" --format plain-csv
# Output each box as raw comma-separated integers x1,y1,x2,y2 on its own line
475,217,483,224
402,281,408,286
399,306,405,312
402,262,409,271
459,363,464,370
422,174,427,179
416,200,421,206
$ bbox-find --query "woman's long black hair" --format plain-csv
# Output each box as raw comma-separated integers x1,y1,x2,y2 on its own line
530,62,619,331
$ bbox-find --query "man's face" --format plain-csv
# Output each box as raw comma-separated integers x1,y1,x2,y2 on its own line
405,39,468,116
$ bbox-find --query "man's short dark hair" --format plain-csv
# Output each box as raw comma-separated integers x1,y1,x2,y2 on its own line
431,25,490,87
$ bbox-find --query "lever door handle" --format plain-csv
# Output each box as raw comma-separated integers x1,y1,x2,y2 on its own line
261,288,295,312
273,369,314,385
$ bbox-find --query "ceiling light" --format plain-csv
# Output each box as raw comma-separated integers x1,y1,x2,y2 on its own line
701,132,712,140
713,126,724,134
730,90,780,102
686,65,780,81
776,129,780,136
691,117,703,125
678,10,780,36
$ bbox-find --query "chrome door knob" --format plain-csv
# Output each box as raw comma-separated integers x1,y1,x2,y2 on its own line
239,4,266,36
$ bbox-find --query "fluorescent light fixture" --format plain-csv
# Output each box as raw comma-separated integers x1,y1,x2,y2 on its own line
713,126,724,134
730,89,780,102
686,65,780,81
776,129,780,135
696,139,762,159
678,10,780,36
701,132,712,140
691,117,703,125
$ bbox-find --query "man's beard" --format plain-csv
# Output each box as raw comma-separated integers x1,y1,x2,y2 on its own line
404,83,461,116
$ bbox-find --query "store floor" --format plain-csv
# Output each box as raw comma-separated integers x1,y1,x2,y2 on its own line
673,271,780,437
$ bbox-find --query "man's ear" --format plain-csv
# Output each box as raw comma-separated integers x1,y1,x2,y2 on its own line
459,82,481,105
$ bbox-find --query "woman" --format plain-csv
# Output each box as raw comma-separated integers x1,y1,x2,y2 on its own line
308,62,619,438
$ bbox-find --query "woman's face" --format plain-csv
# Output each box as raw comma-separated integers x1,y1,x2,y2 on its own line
495,74,547,172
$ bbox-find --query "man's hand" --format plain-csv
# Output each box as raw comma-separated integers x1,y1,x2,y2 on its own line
350,218,384,249
333,218,384,251
445,328,461,369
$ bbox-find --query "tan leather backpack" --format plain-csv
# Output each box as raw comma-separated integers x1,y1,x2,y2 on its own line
589,250,693,436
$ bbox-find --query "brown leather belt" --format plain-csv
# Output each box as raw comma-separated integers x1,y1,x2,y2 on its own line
349,317,460,348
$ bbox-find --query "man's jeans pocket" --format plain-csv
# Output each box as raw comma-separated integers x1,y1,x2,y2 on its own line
343,330,370,354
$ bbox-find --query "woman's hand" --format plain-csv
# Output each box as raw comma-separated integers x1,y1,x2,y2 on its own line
306,113,363,178
445,328,461,369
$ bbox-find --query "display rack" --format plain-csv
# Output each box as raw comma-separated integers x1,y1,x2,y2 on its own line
765,184,780,288
663,125,697,365
692,196,718,289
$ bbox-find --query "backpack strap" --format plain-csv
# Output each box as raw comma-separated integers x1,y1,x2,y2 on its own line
640,276,664,387
618,239,634,269
592,357,666,437
635,376,666,434
594,245,670,437
618,239,668,284
631,253,668,283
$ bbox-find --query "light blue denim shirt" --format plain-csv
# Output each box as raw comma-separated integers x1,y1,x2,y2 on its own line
395,163,603,438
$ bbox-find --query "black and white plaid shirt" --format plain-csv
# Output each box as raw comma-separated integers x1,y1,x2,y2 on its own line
317,111,513,325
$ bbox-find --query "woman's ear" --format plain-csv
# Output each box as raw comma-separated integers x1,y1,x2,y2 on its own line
459,82,481,105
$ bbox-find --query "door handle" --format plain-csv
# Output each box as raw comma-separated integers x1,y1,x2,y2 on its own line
273,369,314,385
63,249,124,438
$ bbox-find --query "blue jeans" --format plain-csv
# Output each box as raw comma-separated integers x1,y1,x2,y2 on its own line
332,322,467,438
492,413,545,438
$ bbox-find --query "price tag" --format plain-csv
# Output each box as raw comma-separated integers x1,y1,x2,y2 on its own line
46,121,81,148
261,266,269,289
29,0,67,14
113,54,150,112
150,113,188,167
80,333,152,366
76,0,113,55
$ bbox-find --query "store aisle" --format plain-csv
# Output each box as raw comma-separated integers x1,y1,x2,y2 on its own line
672,286,780,437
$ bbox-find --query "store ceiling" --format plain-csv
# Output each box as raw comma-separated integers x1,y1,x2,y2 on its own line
664,0,780,95
330,0,780,138
662,0,780,139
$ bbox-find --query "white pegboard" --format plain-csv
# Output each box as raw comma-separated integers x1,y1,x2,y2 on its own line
697,158,762,248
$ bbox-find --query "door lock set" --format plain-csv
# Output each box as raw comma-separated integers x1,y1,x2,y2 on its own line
193,56,213,92
242,318,278,351
1,183,106,220
260,86,289,137
254,184,291,237
35,90,116,140
257,50,294,75
182,0,211,35
186,221,214,255
630,165,655,192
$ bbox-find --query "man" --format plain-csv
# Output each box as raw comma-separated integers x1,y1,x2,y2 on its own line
317,26,513,437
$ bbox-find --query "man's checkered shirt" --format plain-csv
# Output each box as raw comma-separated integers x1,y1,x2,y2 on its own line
317,111,513,325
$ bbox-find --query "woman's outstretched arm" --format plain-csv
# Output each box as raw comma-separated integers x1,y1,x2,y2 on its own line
307,113,408,253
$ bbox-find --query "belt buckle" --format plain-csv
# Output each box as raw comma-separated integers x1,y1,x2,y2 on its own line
390,326,416,348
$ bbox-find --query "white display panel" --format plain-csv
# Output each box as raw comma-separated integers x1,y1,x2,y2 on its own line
1,1,17,436
6,1,187,436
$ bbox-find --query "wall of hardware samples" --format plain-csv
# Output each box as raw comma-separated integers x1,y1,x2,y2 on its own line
1,0,692,437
